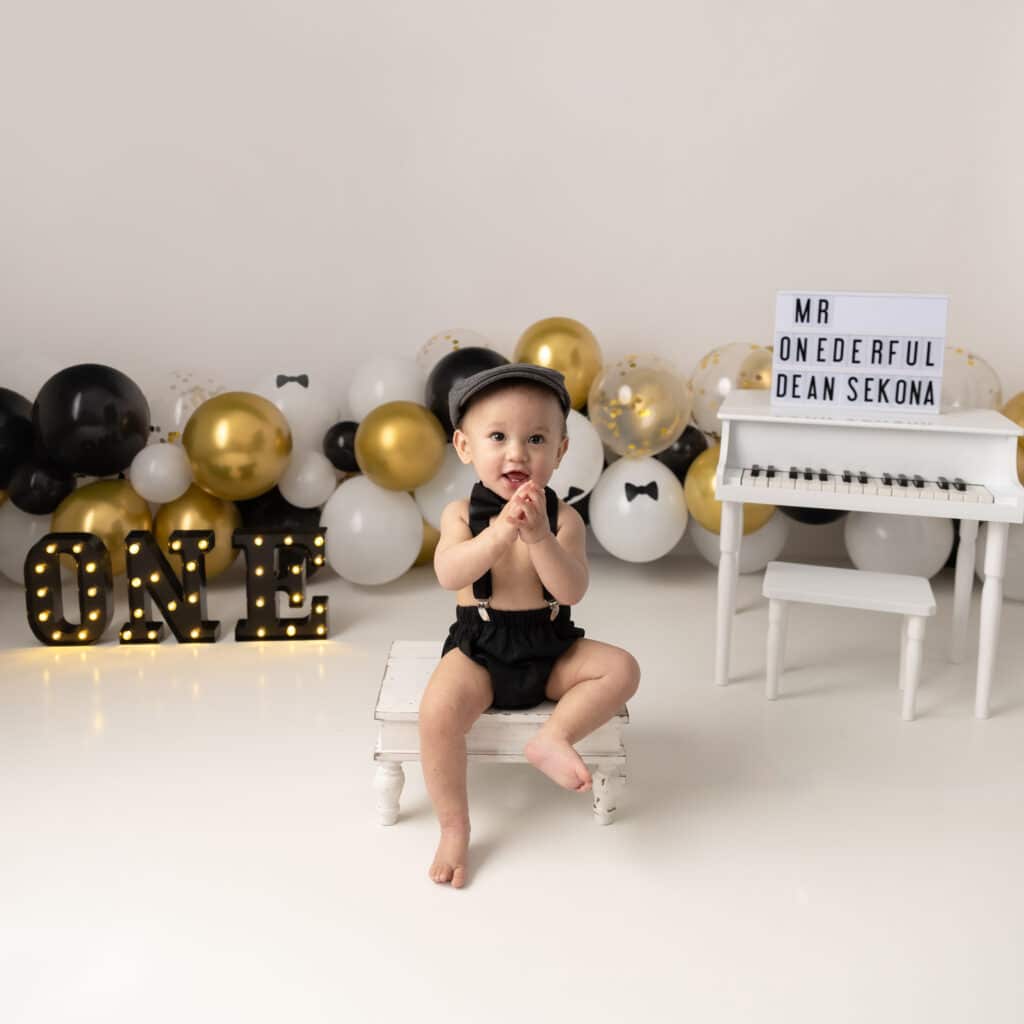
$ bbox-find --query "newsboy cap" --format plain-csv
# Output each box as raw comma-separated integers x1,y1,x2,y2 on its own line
448,363,572,428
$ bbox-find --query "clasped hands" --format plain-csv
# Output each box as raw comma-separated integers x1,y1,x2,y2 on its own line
492,480,551,546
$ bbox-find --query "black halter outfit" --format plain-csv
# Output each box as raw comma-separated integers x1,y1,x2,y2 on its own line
441,482,585,710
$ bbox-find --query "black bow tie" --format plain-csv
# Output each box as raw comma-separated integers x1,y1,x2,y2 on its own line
469,482,507,525
625,480,658,502
276,374,309,388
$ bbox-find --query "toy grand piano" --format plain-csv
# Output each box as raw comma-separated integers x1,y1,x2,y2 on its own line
713,390,1024,716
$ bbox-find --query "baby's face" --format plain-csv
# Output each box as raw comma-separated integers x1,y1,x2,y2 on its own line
453,385,569,499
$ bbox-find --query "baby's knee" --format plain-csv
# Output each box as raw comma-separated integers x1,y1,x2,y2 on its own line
419,687,482,736
613,649,641,697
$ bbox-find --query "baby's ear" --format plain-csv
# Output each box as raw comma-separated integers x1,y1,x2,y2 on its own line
452,428,473,464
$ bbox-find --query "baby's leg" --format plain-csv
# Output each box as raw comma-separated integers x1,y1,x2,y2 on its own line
525,640,640,792
419,648,493,887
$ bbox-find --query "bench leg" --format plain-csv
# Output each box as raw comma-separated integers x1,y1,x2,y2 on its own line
902,615,926,721
374,762,405,825
765,598,789,700
592,765,623,825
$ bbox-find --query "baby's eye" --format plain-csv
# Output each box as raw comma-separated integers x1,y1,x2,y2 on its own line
529,434,546,445
489,431,505,442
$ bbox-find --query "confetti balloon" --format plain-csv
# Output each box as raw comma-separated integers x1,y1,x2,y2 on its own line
587,354,692,458
147,370,224,444
682,445,774,535
417,329,496,375
690,343,770,438
941,347,1002,412
514,317,602,409
737,346,773,390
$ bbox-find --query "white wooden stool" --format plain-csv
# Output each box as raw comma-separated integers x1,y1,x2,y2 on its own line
373,641,630,825
762,561,936,720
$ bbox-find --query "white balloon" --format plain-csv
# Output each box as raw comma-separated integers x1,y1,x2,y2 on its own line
320,476,422,584
128,443,193,503
549,410,604,505
417,329,496,375
975,523,1024,601
278,450,338,509
147,370,224,444
255,371,339,451
689,512,790,574
348,357,424,422
589,457,687,562
0,502,53,584
414,446,478,529
844,512,953,578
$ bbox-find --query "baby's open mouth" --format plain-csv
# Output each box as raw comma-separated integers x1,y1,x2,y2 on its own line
503,471,530,486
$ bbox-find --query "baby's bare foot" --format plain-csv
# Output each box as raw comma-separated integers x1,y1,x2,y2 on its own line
525,732,592,792
429,826,470,888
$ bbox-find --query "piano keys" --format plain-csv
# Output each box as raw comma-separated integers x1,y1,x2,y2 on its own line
713,390,1024,717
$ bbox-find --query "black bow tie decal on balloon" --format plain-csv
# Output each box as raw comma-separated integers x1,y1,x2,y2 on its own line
276,374,309,388
565,486,584,502
625,481,658,502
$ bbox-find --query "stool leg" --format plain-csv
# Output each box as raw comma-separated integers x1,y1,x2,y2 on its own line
592,765,623,825
902,616,926,721
766,599,789,700
898,616,909,690
374,762,405,825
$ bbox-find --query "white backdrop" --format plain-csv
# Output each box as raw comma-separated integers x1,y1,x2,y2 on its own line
2,0,1022,403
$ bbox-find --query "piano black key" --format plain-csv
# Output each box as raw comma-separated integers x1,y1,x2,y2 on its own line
953,477,967,492
937,476,950,490
766,465,776,479
858,471,868,484
818,468,828,481
897,474,909,488
750,464,761,478
882,473,893,486
842,470,852,483
913,475,924,489
803,467,814,481
789,466,798,480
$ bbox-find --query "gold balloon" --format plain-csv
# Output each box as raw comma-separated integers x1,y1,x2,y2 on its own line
182,391,292,501
1002,392,1024,429
355,401,446,491
683,445,774,535
1018,440,1024,486
514,316,603,409
737,346,773,390
52,479,152,575
414,519,441,567
154,485,241,579
587,354,693,458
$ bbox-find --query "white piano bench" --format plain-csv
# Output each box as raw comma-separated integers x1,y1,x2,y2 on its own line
373,641,630,825
762,561,937,721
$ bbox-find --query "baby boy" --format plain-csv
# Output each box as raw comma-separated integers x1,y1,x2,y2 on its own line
420,363,641,888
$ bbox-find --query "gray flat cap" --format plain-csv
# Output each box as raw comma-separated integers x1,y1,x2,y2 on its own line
449,363,572,428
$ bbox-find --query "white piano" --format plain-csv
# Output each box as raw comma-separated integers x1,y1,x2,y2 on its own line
714,390,1024,717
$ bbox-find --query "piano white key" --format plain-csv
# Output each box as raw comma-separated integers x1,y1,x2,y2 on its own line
970,485,995,504
771,474,796,491
864,476,884,497
819,472,837,494
919,482,947,502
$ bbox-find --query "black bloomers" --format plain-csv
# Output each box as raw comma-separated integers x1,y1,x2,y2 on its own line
441,604,586,710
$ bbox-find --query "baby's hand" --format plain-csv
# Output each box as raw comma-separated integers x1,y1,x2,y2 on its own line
514,482,551,545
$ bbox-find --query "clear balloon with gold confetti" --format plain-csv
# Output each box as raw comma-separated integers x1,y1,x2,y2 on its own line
941,346,1002,412
586,355,692,459
690,342,772,438
417,329,496,375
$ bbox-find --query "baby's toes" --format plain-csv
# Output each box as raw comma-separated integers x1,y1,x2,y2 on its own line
452,865,467,888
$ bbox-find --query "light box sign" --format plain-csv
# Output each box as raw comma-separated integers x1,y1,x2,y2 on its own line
772,291,948,417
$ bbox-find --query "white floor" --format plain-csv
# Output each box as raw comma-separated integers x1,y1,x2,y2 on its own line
3,554,1024,1023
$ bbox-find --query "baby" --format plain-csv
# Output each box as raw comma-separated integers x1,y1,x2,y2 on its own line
420,363,641,888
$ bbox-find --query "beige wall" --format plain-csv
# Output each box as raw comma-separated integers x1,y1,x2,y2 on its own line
2,1,1021,405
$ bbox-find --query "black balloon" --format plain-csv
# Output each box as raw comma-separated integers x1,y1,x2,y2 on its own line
0,388,34,489
8,459,75,515
654,425,709,484
323,420,359,473
425,347,509,436
33,364,150,476
779,506,849,525
236,486,325,577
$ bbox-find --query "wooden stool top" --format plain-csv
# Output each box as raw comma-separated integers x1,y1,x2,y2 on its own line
762,561,936,617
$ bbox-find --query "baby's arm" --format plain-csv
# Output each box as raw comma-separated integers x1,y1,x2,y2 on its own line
525,496,589,605
433,499,518,591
